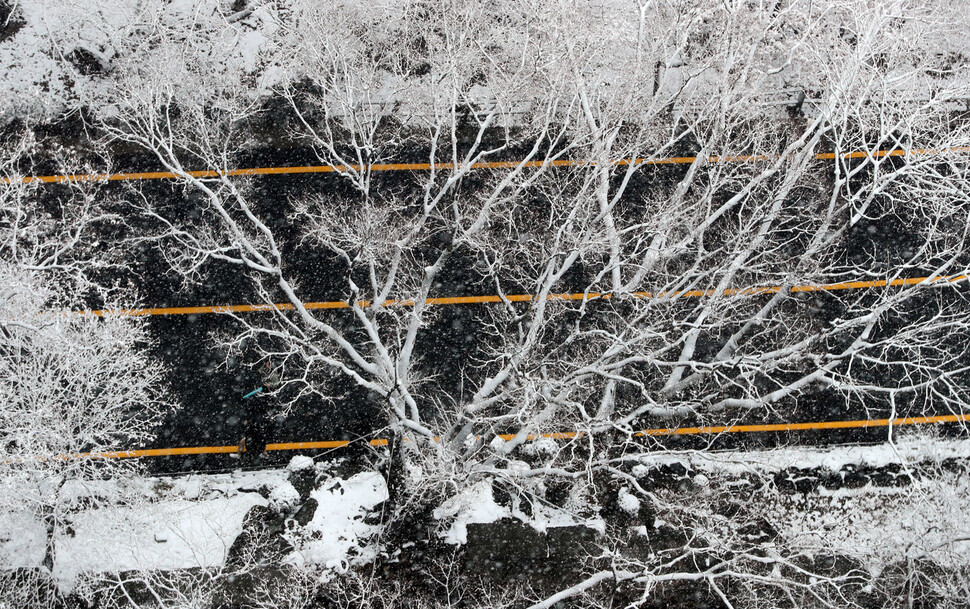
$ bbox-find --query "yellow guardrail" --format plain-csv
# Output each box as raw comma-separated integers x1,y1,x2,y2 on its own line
76,275,968,318
5,147,969,185
40,413,969,461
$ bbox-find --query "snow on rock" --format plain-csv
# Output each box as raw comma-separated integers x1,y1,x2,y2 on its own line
288,455,315,473
268,481,301,515
506,459,531,474
287,472,388,571
638,436,970,477
771,472,970,570
52,493,265,593
617,488,641,515
521,437,558,457
60,477,152,506
287,456,319,500
213,468,288,496
436,478,605,542
631,464,651,479
531,499,603,535
173,475,205,500
435,479,509,545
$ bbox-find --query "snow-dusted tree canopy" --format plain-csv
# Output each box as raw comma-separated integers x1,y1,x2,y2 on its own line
0,127,164,604
2,0,970,606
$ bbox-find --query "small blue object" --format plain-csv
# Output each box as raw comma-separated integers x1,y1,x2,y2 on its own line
242,387,263,400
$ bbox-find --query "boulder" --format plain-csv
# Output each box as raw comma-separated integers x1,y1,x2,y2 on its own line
287,456,317,501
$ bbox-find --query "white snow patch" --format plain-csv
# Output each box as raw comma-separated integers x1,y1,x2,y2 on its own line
0,510,47,569
640,437,970,477
530,500,602,535
212,468,288,496
52,493,264,593
631,464,650,478
617,488,641,515
506,459,531,474
435,478,602,541
173,475,205,500
434,479,509,545
287,472,388,570
288,455,315,472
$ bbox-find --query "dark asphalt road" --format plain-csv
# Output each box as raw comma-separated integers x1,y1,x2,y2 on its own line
52,141,966,475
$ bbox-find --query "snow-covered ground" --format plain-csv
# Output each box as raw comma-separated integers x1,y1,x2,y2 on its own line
53,493,264,592
0,469,280,591
0,0,282,120
4,0,970,125
777,476,970,570
286,471,387,572
642,434,970,571
2,436,969,594
0,509,46,569
0,462,389,593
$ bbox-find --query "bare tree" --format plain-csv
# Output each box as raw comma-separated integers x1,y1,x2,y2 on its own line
85,0,970,605
100,0,586,456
